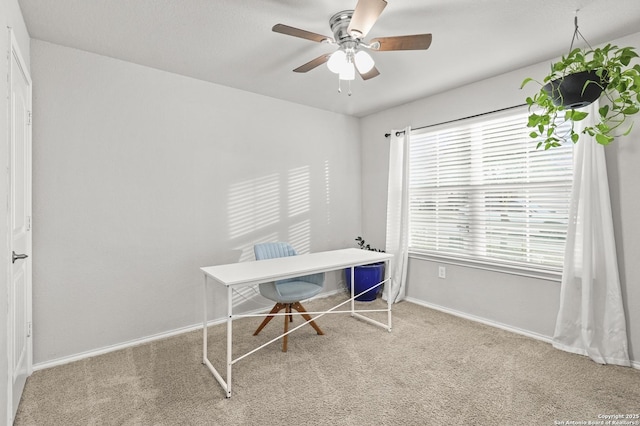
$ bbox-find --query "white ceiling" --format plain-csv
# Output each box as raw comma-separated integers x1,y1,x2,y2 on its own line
17,0,640,117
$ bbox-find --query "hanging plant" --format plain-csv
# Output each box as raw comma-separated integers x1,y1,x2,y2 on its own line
521,17,640,150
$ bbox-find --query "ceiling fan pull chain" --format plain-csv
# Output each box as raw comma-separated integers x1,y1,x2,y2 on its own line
348,79,352,96
338,76,342,93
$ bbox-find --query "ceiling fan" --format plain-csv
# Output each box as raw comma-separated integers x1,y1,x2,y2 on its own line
272,0,432,91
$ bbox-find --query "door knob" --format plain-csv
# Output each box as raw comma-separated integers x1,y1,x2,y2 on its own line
12,251,28,264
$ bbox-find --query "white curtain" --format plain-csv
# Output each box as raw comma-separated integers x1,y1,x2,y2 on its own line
552,100,630,366
383,127,411,303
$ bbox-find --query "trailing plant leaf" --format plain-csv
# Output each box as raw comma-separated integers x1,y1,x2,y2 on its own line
565,110,588,121
520,78,535,89
596,133,613,145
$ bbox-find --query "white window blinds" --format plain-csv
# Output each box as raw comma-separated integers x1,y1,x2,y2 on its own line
409,106,573,273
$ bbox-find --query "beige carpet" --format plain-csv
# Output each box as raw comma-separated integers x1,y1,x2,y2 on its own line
15,294,640,425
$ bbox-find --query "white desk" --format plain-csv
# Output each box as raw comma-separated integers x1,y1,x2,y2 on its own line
201,248,394,398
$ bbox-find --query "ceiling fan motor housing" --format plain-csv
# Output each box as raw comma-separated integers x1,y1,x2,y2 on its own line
330,10,358,48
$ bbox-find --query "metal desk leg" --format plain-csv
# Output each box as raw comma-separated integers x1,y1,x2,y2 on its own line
202,275,208,364
387,259,392,332
350,266,355,315
202,274,231,397
226,285,233,398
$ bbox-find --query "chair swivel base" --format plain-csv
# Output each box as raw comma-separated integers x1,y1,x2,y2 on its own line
253,301,324,352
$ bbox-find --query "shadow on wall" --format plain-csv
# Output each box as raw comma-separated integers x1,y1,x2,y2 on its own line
224,163,332,310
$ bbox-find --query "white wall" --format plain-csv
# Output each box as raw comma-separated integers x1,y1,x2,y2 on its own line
30,40,362,365
2,0,31,421
360,32,640,363
24,19,640,371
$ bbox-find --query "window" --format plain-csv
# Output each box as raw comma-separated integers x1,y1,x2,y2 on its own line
409,106,573,274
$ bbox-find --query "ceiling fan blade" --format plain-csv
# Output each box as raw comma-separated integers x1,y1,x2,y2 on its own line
272,24,334,43
347,0,387,39
293,54,332,73
358,66,380,80
370,34,433,51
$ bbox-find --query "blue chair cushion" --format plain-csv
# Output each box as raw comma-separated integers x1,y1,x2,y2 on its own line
259,280,324,304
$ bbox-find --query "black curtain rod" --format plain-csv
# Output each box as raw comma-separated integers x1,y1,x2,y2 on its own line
384,103,528,138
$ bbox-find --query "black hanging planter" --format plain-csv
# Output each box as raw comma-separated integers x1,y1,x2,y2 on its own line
542,70,607,109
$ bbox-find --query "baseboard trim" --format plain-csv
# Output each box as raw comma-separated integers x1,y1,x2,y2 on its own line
33,319,221,371
404,297,640,370
33,289,344,371
34,291,639,371
404,297,553,344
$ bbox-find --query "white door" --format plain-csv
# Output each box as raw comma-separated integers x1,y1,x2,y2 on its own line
8,29,32,424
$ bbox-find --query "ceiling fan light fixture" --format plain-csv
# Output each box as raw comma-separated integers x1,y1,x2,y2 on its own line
354,50,375,73
327,50,347,73
339,62,356,81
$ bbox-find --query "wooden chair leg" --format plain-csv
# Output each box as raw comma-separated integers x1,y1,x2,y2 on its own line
253,303,285,336
257,301,323,352
291,301,324,335
282,304,291,352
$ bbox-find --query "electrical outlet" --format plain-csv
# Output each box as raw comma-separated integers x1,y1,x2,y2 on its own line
438,266,446,279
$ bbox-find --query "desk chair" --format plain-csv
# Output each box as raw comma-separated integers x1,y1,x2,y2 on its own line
253,242,324,352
